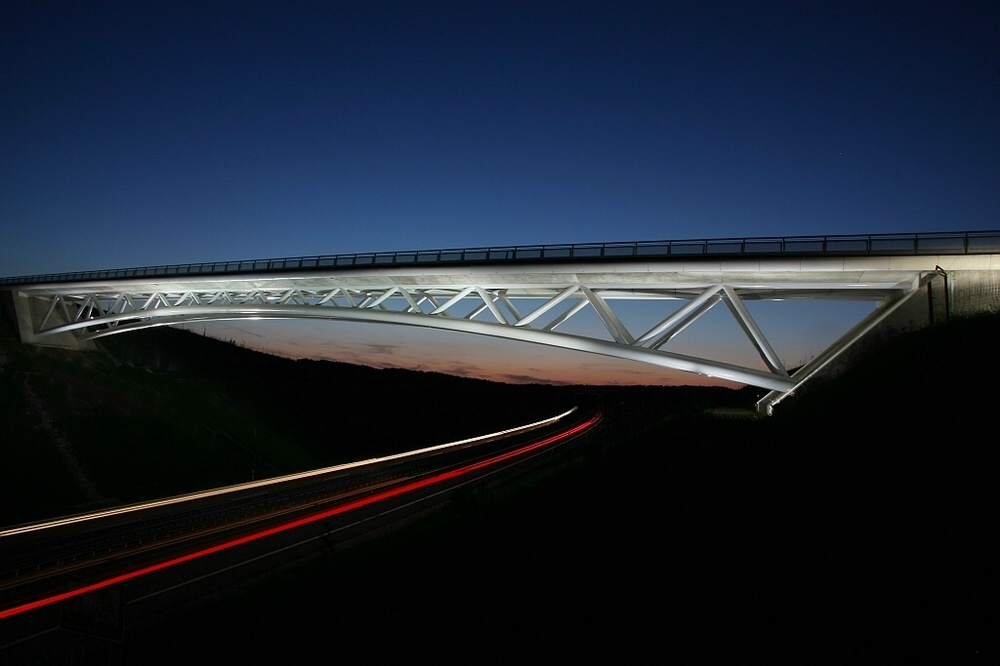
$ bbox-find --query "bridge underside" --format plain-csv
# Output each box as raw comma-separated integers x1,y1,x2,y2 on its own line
8,254,996,413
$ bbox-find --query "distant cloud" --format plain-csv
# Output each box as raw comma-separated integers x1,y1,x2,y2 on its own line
216,325,268,340
438,362,484,378
499,373,573,386
361,343,398,355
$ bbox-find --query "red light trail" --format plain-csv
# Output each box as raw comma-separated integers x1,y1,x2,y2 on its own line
0,413,600,621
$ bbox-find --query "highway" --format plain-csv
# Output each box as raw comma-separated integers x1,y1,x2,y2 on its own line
0,407,600,659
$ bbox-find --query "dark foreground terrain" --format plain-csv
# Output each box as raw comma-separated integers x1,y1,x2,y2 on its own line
2,311,996,662
0,308,742,527
118,314,997,663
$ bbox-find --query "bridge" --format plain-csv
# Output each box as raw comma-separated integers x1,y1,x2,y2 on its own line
3,230,999,414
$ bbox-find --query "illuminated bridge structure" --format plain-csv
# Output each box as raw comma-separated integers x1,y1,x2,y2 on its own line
3,230,999,414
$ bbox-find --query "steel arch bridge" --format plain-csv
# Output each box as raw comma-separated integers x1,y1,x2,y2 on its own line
4,230,999,414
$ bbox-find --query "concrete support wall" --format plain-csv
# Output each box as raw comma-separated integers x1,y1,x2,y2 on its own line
884,269,999,334
8,292,95,351
950,270,1000,315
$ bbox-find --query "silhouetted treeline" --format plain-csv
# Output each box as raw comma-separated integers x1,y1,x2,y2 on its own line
97,326,751,465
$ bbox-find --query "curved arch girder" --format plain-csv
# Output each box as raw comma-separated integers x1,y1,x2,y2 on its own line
40,304,797,392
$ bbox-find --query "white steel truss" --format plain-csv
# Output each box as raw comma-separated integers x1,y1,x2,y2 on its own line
11,266,942,409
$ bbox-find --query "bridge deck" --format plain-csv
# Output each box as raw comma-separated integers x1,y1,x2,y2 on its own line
3,229,998,288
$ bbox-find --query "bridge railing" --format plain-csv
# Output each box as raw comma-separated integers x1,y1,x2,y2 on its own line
3,229,999,287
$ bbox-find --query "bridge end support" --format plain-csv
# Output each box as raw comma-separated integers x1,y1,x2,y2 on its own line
4,291,95,350
755,272,943,416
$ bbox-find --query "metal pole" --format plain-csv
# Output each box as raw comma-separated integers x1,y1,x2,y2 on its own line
927,278,935,326
936,266,950,322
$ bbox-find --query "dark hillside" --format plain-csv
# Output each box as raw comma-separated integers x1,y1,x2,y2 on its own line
0,315,310,526
0,312,574,525
126,312,998,663
0,309,748,527
97,326,579,465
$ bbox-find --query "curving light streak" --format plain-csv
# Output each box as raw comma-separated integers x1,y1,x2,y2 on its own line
0,413,600,621
0,407,578,538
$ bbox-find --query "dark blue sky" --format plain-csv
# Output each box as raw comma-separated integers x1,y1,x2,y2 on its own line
1,1,997,384
3,1,997,275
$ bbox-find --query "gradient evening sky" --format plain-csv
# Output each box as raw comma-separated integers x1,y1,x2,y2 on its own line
2,2,998,385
